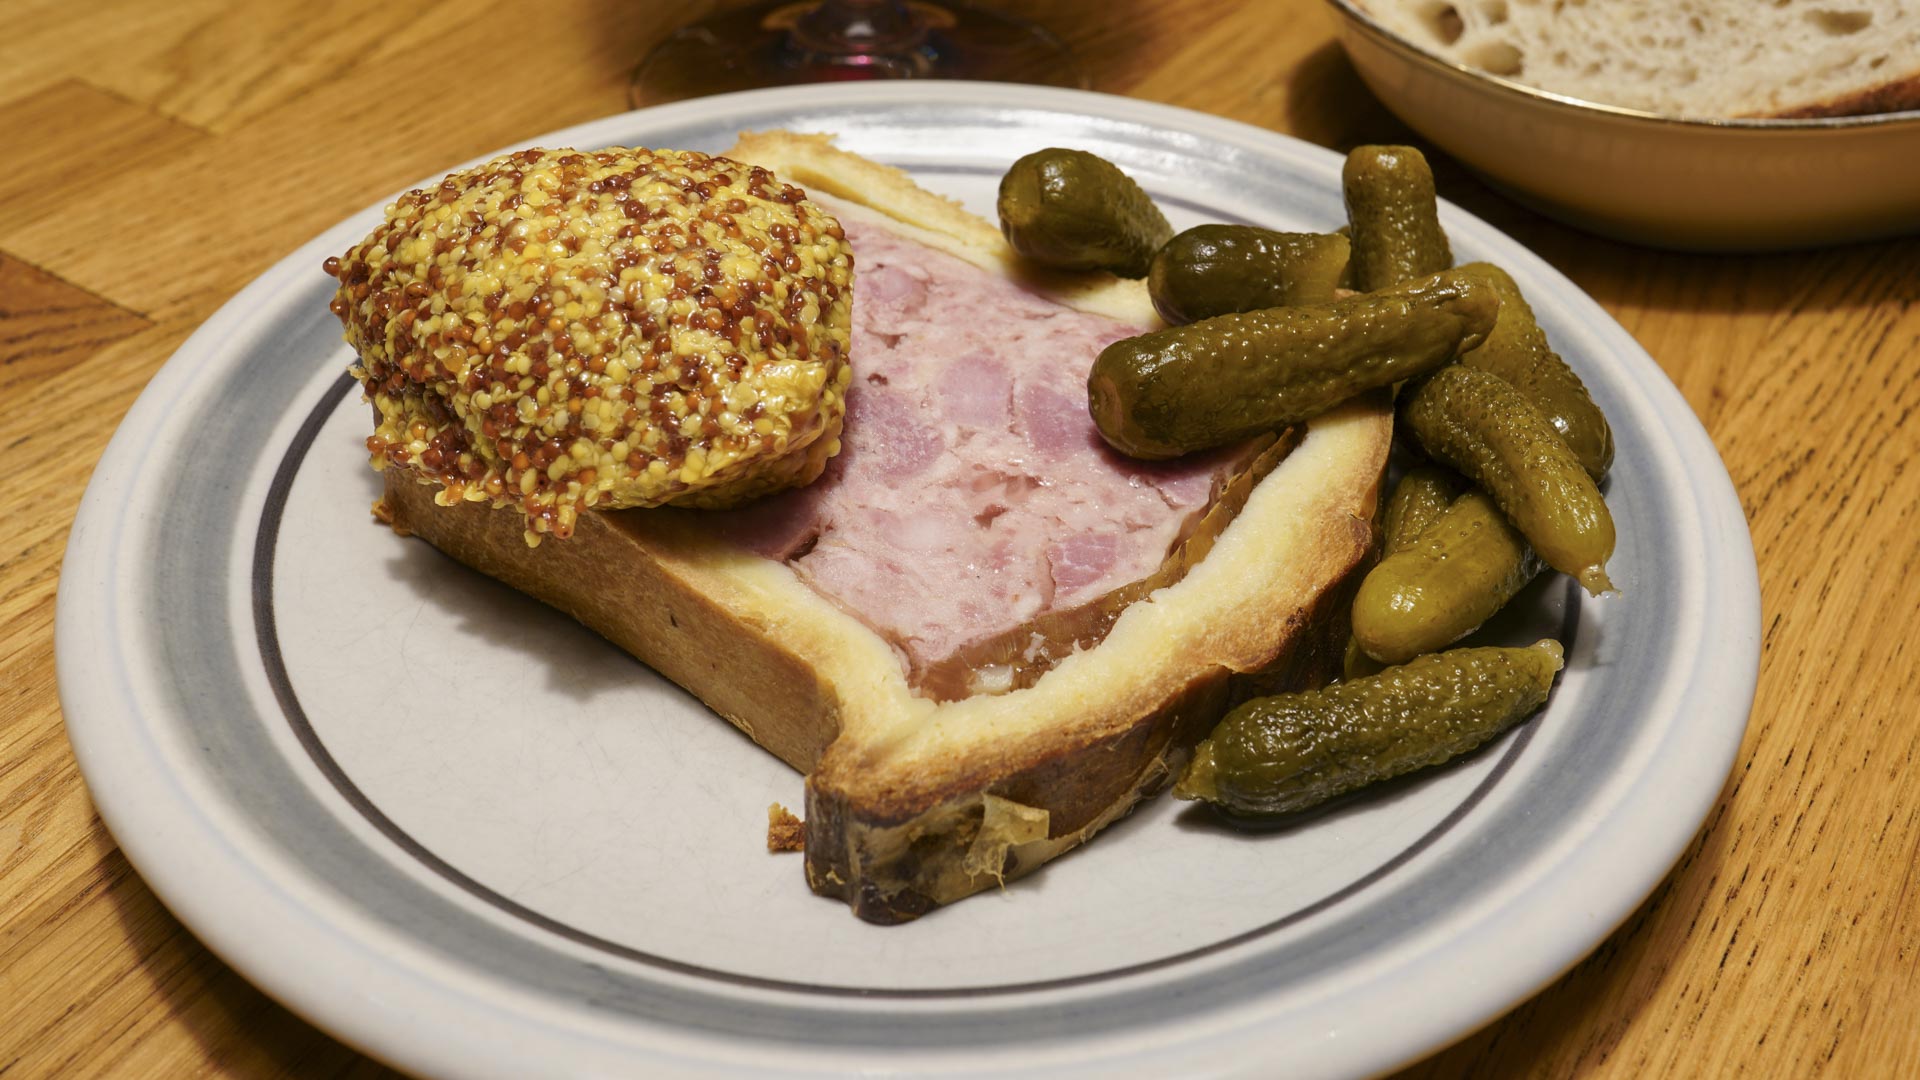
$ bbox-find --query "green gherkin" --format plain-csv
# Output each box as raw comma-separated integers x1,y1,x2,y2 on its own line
1353,491,1546,665
1176,641,1565,816
1455,262,1615,482
1400,365,1616,595
1381,465,1463,558
1343,145,1453,291
1090,268,1497,460
1148,225,1350,324
997,148,1172,278
1342,465,1464,681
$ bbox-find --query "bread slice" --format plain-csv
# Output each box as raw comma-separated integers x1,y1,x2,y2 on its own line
1356,0,1920,118
380,132,1393,923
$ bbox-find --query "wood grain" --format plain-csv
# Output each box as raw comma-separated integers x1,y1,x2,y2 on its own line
1,0,1916,1076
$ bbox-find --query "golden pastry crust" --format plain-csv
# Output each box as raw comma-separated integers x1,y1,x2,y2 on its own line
766,804,807,853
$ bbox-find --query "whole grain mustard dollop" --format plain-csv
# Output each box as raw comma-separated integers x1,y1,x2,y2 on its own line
326,146,854,543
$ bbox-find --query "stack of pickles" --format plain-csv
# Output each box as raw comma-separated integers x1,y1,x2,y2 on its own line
996,146,1615,818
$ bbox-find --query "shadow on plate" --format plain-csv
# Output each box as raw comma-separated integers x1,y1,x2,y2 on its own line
376,536,689,709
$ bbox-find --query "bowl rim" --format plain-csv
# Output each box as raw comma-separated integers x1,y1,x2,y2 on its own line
1325,0,1920,131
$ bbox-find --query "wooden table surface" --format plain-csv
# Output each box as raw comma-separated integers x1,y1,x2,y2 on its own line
3,0,1916,1076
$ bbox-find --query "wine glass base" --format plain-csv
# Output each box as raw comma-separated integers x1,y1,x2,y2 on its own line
631,1,1087,108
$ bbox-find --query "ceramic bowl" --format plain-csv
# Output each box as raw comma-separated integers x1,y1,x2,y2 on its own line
1325,0,1920,250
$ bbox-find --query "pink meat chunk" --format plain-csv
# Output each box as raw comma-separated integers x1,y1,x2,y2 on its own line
708,216,1244,677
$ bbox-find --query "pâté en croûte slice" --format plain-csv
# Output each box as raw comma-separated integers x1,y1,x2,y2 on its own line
334,131,1392,923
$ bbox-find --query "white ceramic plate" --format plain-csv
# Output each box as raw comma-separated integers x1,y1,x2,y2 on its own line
57,83,1758,1079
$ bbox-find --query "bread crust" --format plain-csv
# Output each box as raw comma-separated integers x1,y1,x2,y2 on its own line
380,132,1394,922
1763,73,1920,119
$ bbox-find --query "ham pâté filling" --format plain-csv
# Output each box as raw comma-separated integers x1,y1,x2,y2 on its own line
708,210,1252,696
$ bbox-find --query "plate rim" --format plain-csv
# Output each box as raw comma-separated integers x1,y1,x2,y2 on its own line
56,80,1760,1079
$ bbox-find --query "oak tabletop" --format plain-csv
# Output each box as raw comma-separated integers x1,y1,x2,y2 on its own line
3,0,1917,1076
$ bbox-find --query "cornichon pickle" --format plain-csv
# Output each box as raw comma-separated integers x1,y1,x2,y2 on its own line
1090,268,1497,459
1352,491,1546,665
1400,365,1616,595
1147,225,1350,324
1343,145,1452,291
997,148,1172,278
1175,640,1564,816
1342,466,1463,681
1334,224,1358,290
1342,638,1385,682
1456,263,1614,481
1381,465,1462,558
